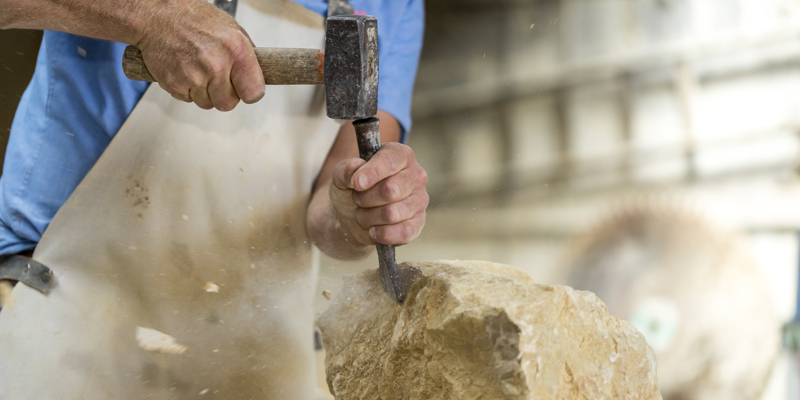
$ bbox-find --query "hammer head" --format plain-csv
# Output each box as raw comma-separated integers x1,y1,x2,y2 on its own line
325,15,379,120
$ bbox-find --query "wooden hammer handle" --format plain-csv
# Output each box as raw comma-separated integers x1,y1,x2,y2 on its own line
122,45,325,85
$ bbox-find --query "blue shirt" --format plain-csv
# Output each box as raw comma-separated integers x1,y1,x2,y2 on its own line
0,0,424,255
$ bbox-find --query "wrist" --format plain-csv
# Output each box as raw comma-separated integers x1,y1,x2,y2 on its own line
126,2,174,46
124,11,150,46
96,0,168,46
128,0,199,46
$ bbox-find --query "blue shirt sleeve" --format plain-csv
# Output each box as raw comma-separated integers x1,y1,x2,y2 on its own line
0,32,148,255
374,0,424,142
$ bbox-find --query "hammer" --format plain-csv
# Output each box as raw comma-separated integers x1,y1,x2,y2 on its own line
121,15,407,304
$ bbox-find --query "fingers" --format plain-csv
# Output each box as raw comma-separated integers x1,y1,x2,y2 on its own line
231,57,265,104
238,29,256,47
161,82,191,103
352,143,413,191
208,68,240,111
189,86,214,110
329,143,429,247
205,29,259,111
231,32,265,104
177,33,259,111
354,165,428,208
369,212,426,245
141,9,263,112
355,190,429,228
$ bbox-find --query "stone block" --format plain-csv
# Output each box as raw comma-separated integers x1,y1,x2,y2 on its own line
318,260,661,400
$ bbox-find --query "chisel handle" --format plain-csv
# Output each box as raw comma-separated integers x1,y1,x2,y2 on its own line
352,117,406,303
122,45,325,85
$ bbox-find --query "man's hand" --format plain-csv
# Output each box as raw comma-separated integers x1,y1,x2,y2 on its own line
307,112,428,261
330,143,429,246
137,1,265,111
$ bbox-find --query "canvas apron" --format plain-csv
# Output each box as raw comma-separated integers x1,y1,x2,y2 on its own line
0,1,339,398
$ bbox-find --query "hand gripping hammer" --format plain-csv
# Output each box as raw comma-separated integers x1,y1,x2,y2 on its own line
121,15,407,303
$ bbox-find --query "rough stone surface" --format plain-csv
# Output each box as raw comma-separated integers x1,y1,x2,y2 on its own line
318,260,662,400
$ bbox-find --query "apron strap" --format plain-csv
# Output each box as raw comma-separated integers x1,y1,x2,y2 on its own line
0,255,53,294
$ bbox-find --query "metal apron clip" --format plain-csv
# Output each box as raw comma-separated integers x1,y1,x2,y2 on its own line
0,255,53,294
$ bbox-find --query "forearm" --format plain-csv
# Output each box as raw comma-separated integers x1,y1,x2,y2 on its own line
1,0,202,45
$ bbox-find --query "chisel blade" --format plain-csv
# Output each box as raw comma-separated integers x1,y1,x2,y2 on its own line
376,244,405,303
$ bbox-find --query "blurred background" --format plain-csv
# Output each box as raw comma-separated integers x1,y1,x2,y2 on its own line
5,0,800,399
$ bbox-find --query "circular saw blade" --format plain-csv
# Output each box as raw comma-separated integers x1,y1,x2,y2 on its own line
560,201,780,400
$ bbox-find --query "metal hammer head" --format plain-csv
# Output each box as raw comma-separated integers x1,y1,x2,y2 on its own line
325,15,379,120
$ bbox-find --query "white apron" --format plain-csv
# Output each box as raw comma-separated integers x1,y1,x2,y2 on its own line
0,1,340,398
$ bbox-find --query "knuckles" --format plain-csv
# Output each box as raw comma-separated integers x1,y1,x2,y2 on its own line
380,181,402,202
159,72,190,96
222,29,249,57
384,142,416,162
397,215,425,244
198,48,228,78
332,143,429,244
374,220,420,245
382,203,405,224
184,69,207,89
207,60,228,79
372,229,390,244
221,36,246,67
144,12,262,111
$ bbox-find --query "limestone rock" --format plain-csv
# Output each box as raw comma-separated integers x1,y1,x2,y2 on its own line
318,260,662,400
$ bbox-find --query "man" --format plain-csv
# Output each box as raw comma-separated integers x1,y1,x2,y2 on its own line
0,0,426,398
0,0,427,263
